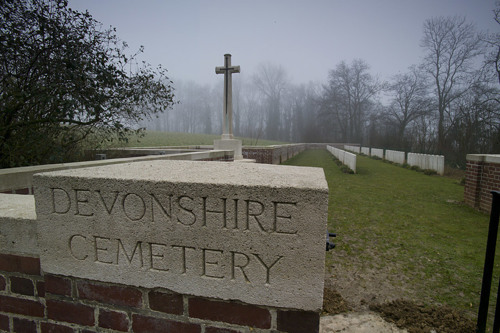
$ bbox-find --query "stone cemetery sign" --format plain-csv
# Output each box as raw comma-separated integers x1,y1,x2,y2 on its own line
34,160,328,311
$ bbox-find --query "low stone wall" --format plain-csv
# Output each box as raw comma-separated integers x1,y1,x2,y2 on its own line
0,143,356,193
407,153,444,175
241,143,358,164
0,150,234,194
385,150,405,165
88,147,209,160
465,154,500,213
242,144,306,164
304,143,358,150
326,146,356,173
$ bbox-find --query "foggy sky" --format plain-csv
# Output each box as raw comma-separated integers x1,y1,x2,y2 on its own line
68,0,499,85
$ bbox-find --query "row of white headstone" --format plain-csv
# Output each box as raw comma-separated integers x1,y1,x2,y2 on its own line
343,146,445,175
327,146,356,173
407,153,445,175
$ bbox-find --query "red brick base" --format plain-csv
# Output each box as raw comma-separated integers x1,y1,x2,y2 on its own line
0,253,319,333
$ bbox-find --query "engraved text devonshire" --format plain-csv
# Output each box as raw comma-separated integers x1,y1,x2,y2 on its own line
49,187,299,285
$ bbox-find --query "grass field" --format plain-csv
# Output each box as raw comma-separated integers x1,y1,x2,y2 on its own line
283,149,498,319
107,131,286,147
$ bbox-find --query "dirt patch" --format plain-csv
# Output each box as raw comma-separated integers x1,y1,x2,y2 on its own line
323,268,475,333
322,287,351,314
324,222,477,332
370,300,475,333
326,248,414,312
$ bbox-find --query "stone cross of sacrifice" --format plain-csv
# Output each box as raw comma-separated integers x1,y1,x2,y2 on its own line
215,54,240,139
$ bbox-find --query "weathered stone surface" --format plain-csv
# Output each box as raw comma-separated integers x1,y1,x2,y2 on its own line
34,160,328,311
0,150,233,193
214,139,243,160
0,194,38,256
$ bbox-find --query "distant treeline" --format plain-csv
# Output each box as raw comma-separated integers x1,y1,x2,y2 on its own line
142,15,500,168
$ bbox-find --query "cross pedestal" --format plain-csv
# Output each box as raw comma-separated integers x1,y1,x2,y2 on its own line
214,54,243,160
213,138,243,160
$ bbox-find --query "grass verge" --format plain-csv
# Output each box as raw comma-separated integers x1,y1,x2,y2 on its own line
284,149,499,319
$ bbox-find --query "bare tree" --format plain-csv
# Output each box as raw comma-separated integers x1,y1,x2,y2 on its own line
421,16,484,154
446,80,500,166
238,78,266,144
322,59,382,143
253,63,289,140
485,1,500,88
386,66,430,149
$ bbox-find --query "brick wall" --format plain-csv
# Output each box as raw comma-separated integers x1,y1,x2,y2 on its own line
242,144,307,164
0,253,319,333
242,143,348,164
0,187,33,195
200,154,234,162
465,154,500,213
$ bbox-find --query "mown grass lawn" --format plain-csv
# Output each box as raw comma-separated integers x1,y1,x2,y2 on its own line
284,149,500,319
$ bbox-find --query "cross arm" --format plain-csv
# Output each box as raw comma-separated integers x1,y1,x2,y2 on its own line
215,66,241,74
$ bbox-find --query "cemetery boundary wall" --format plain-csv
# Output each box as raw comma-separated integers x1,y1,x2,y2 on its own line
241,143,356,164
326,145,356,173
94,144,319,165
242,144,306,164
94,143,358,165
0,143,355,194
0,150,233,195
465,154,500,213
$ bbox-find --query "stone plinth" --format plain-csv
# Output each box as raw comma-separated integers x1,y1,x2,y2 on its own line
34,160,328,311
214,138,243,160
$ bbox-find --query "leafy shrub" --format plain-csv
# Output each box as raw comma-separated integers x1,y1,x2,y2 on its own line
423,169,437,176
332,157,343,166
340,165,355,174
411,165,422,172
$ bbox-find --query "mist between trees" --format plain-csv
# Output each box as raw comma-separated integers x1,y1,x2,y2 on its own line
2,1,499,169
141,15,500,169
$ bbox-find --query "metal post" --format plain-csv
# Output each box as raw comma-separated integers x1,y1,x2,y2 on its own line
493,276,500,333
477,191,500,333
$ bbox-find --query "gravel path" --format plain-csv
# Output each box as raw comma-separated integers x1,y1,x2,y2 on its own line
320,312,408,333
